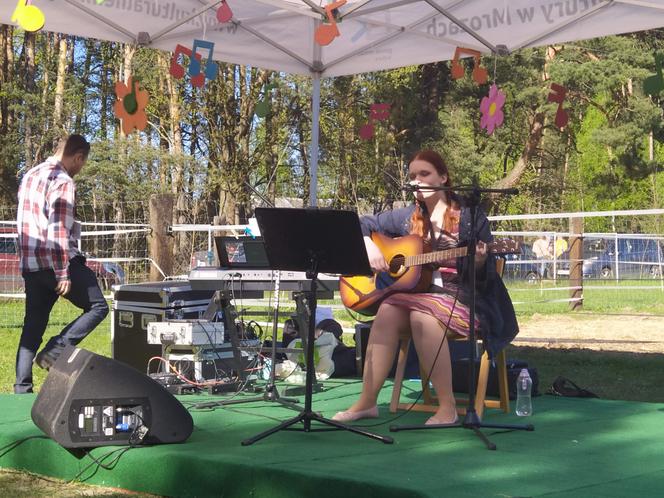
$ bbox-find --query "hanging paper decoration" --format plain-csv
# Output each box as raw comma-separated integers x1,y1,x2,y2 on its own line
315,0,347,46
169,40,218,88
11,0,45,32
479,84,505,135
255,83,277,118
451,47,488,85
170,44,201,81
547,83,569,129
359,103,391,140
114,77,149,135
643,52,664,97
217,0,233,23
187,40,219,88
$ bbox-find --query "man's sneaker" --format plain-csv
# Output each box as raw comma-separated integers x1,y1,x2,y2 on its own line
34,349,58,370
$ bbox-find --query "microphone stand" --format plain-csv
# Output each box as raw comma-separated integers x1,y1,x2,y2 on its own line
389,182,533,450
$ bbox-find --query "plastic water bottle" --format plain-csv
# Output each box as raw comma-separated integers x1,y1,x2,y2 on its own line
515,368,533,416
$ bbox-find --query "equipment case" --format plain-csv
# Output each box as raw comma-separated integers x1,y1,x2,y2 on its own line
111,281,214,372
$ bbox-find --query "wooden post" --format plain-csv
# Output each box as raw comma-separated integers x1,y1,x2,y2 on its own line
569,216,583,311
148,193,174,281
211,215,224,266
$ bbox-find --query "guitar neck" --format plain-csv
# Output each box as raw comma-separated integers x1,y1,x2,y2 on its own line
402,238,518,268
404,246,468,268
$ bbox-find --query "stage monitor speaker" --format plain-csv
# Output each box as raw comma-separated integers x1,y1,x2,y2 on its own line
31,347,193,450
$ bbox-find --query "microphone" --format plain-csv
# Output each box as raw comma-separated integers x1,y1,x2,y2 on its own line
402,184,420,192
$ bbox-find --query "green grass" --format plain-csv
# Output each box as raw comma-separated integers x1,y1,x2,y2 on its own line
0,469,158,497
0,299,111,393
506,279,664,315
505,345,664,403
2,285,663,402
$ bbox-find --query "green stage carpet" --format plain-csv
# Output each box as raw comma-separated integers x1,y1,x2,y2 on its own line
1,379,663,497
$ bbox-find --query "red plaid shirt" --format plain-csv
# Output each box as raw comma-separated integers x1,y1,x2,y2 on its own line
17,157,81,281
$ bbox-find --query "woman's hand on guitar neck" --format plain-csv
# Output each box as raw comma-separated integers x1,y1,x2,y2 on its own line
364,236,389,273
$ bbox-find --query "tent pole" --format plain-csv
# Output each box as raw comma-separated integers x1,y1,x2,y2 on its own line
309,71,321,207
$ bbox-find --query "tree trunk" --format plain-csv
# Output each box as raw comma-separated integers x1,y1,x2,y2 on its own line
112,197,125,258
74,40,92,131
40,34,53,122
496,111,546,190
53,35,68,131
23,32,37,169
208,65,266,224
160,50,188,263
413,62,447,149
0,26,6,131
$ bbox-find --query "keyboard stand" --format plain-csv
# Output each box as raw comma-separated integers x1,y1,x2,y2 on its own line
202,290,249,384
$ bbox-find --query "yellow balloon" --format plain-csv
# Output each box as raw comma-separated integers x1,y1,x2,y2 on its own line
12,2,45,33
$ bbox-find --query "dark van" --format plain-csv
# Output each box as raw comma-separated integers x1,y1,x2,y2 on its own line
582,237,664,279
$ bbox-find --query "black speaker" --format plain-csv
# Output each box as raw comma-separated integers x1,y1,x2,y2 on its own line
354,323,421,378
31,347,194,450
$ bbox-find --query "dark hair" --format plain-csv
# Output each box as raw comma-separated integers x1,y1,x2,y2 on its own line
408,149,460,238
411,150,451,186
57,134,90,159
315,319,343,341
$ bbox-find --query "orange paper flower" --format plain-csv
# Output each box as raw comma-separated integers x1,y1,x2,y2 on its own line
113,77,149,135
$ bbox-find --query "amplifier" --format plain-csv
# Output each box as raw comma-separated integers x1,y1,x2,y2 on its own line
147,320,225,346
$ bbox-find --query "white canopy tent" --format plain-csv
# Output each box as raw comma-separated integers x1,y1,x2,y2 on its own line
3,0,664,204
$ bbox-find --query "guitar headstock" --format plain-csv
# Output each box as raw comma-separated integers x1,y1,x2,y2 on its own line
490,238,520,255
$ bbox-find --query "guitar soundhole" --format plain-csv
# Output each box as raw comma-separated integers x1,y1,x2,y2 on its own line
389,254,406,276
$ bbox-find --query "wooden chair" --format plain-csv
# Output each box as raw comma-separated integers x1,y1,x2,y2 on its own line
389,257,510,420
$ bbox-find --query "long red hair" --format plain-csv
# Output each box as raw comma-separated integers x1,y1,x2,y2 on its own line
408,150,460,239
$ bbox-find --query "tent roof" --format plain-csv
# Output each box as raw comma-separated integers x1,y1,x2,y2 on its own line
4,1,664,77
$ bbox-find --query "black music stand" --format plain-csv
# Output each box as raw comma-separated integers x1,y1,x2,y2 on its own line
389,183,533,450
242,207,393,445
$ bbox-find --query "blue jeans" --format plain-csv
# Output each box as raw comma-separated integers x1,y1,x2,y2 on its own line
14,256,109,393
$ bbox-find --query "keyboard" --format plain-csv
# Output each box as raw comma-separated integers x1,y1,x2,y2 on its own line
187,267,339,294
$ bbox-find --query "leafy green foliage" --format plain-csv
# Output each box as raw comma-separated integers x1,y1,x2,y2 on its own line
1,27,664,224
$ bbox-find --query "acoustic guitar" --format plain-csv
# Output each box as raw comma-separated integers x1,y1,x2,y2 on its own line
339,232,519,316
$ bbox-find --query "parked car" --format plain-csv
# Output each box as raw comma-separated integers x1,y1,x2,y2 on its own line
500,243,543,284
0,231,124,292
88,259,125,291
550,237,606,278
582,237,664,279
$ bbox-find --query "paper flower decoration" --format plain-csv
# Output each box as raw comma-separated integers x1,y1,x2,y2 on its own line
359,103,390,140
113,77,149,135
479,84,505,135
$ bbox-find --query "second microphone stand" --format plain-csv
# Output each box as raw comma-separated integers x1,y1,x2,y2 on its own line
390,183,533,450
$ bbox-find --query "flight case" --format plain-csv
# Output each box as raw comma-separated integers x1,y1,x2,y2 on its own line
111,281,214,372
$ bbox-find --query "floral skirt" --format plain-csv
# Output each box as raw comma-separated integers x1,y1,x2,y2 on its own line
382,283,480,337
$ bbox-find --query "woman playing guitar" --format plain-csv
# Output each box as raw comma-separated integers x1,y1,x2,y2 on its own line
332,150,518,425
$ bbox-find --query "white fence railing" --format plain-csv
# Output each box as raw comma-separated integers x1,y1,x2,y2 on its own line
2,209,663,310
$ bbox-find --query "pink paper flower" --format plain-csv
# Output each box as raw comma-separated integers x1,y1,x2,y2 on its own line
480,84,505,135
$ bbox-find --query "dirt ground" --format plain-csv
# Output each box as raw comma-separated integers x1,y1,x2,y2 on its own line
514,313,664,353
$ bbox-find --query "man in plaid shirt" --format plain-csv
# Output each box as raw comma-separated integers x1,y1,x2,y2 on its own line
14,134,108,394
